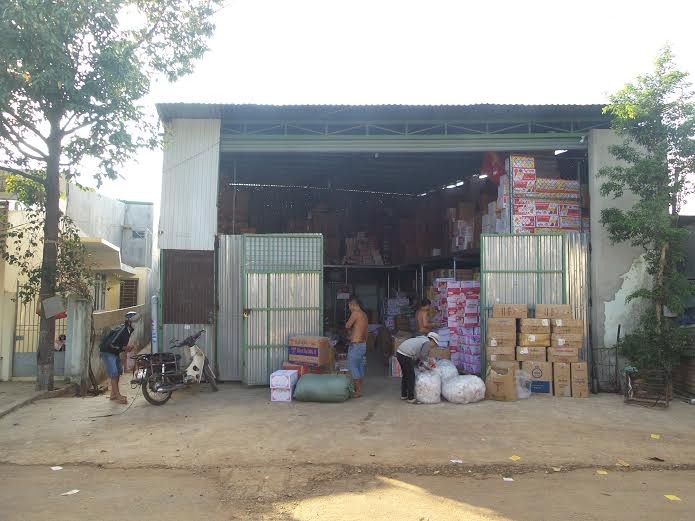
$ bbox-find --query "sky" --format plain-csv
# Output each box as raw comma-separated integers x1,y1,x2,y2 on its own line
95,0,695,212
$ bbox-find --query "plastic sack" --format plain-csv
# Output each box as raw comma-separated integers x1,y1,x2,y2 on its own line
515,370,532,400
293,374,352,403
415,370,441,404
430,358,459,382
442,375,486,404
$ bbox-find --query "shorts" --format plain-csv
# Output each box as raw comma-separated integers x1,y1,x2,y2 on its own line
347,343,367,379
100,352,123,379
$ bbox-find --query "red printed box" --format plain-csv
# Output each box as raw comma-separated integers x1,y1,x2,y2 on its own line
534,201,560,216
535,215,560,228
510,155,535,169
513,215,535,228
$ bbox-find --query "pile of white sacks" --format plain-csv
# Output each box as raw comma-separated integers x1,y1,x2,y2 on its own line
414,359,486,404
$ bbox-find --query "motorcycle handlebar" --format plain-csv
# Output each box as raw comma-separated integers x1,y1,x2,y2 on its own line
169,329,205,349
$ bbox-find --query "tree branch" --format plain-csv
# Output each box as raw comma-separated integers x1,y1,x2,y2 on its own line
1,108,48,144
62,116,97,136
0,122,49,159
0,165,46,186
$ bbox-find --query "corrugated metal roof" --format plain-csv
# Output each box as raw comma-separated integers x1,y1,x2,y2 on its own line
156,103,607,122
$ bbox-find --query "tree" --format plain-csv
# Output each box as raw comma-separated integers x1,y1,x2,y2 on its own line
599,47,695,375
0,0,222,390
0,173,94,303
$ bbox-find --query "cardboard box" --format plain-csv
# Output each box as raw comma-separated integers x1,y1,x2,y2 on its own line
548,346,580,364
551,334,584,349
551,319,584,334
281,362,318,377
270,388,294,402
287,336,332,367
486,332,517,349
522,361,553,395
487,317,517,333
269,369,299,389
487,353,516,362
485,366,518,401
517,333,551,347
487,343,516,357
489,360,521,371
553,363,572,397
571,362,589,398
429,347,451,360
519,318,551,334
492,304,528,319
535,304,572,319
516,346,547,362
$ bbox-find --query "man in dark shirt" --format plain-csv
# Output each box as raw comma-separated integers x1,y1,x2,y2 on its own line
99,311,140,404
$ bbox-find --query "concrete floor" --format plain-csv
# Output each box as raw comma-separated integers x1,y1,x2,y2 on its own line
2,375,695,470
2,368,695,520
0,381,44,419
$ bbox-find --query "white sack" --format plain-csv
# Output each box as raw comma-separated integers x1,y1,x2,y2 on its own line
516,370,532,400
415,370,441,404
431,358,459,382
442,375,486,404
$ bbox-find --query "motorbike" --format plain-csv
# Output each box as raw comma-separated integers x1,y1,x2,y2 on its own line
131,329,218,405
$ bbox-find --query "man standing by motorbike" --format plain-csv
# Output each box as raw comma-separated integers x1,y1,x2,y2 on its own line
100,311,140,404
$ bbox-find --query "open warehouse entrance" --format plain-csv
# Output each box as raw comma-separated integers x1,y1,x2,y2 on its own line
157,103,610,386
217,147,591,379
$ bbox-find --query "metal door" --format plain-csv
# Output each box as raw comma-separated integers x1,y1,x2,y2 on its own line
479,233,590,376
12,288,67,377
241,234,323,385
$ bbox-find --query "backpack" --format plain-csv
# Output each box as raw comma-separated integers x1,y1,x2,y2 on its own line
99,325,125,354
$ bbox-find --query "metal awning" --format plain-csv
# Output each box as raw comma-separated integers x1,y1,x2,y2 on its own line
82,238,136,277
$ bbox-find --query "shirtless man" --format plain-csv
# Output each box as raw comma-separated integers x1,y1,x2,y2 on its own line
416,299,436,335
345,297,368,398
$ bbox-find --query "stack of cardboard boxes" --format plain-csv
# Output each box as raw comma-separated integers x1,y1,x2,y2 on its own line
344,232,384,265
485,304,589,399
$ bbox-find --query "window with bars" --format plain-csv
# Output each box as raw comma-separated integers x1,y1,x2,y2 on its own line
119,279,139,308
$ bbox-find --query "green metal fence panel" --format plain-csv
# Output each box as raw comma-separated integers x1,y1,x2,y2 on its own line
241,234,323,385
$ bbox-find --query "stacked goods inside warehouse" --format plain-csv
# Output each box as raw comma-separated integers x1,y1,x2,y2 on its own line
219,149,590,388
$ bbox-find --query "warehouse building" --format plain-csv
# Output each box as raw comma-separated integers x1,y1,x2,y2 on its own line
156,103,645,390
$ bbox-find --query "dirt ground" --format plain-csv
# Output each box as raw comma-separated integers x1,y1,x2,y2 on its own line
1,374,694,520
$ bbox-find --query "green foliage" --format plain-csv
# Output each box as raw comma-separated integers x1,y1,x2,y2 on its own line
0,174,94,302
0,0,222,181
619,311,690,373
599,47,695,372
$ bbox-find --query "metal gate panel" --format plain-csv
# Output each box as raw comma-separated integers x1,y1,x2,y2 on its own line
241,234,323,385
217,235,243,381
480,233,589,376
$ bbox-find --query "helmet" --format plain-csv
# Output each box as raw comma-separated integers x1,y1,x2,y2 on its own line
125,311,140,323
427,332,441,345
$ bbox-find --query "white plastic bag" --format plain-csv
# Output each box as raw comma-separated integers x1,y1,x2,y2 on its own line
415,370,441,404
431,358,459,382
516,370,532,400
442,375,486,404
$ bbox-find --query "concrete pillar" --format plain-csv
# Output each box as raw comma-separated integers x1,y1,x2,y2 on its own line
588,130,651,382
65,297,92,394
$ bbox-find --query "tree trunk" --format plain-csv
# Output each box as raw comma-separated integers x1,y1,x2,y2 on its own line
654,242,669,331
35,120,62,391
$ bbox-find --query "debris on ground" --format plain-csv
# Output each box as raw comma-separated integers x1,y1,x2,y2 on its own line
50,466,63,471
509,455,521,462
503,477,514,482
664,495,681,501
60,490,80,496
615,459,630,468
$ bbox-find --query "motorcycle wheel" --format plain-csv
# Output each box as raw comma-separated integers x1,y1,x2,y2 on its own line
141,379,173,405
204,360,219,392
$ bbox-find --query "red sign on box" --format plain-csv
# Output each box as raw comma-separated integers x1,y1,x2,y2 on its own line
535,215,560,228
534,201,560,216
559,204,581,217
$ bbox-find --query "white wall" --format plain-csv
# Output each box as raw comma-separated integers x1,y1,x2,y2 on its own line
121,202,154,268
588,129,651,355
159,118,220,251
66,185,126,248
